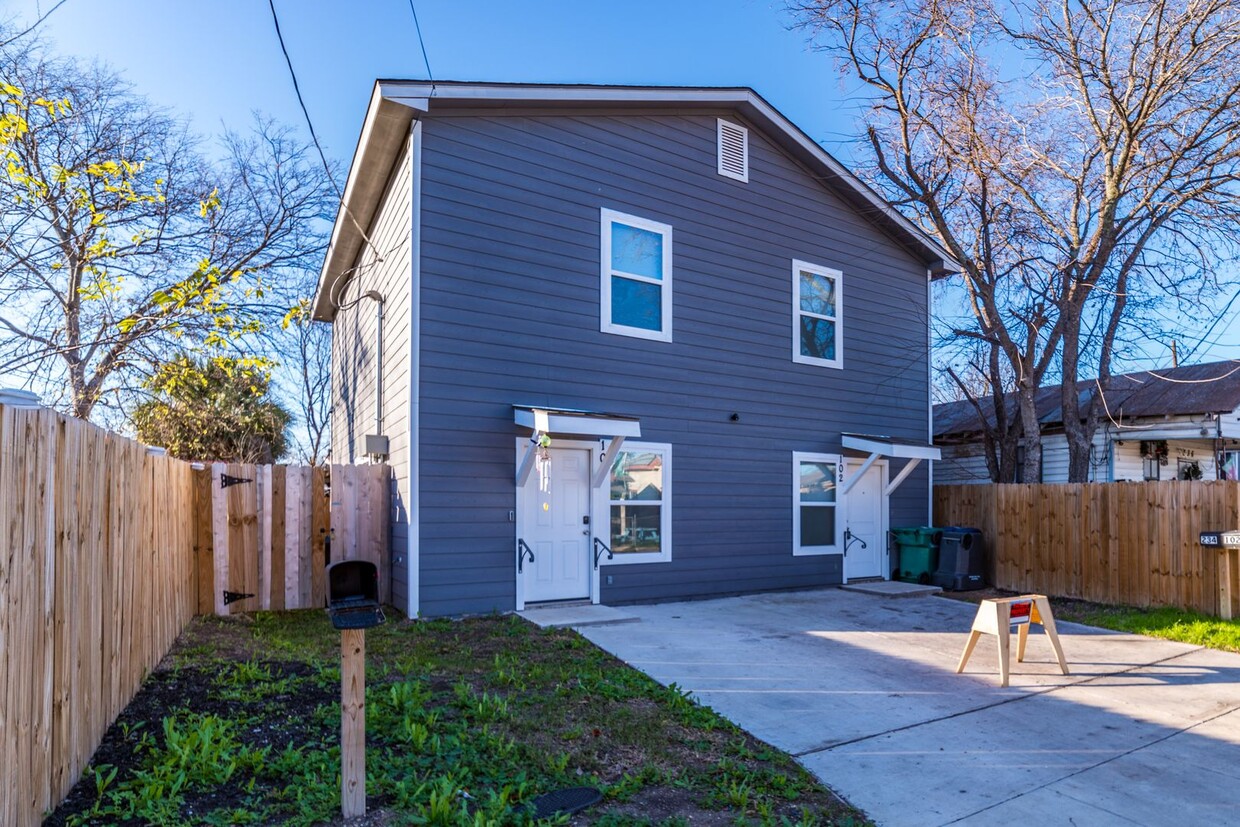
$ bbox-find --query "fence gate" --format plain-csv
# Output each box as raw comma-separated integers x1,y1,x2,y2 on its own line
192,464,388,616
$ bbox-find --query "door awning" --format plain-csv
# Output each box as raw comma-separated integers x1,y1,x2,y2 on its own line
514,406,641,487
840,433,940,497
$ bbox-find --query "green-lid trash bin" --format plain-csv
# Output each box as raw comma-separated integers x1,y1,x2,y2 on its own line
890,526,941,584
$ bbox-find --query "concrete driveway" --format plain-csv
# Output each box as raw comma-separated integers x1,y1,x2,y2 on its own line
577,589,1240,826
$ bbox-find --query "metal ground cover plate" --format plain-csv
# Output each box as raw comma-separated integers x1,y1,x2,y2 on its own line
529,786,602,819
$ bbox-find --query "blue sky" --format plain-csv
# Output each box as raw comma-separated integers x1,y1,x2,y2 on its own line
3,0,860,168
5,0,1237,374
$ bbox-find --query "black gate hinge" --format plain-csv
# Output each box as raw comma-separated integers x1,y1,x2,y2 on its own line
223,590,255,605
220,473,253,489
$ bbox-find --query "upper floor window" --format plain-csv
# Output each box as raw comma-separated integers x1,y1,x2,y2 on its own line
601,208,672,342
792,260,843,369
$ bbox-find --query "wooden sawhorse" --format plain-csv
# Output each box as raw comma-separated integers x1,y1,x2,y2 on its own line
956,595,1068,687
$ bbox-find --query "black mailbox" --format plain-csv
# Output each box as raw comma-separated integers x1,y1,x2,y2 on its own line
326,560,385,630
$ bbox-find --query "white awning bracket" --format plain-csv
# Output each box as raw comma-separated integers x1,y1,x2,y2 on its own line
593,435,626,488
885,458,922,496
513,406,640,488
516,435,540,486
839,453,880,497
839,433,940,498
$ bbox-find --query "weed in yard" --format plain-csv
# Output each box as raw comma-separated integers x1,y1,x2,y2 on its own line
50,614,868,827
606,764,669,802
67,712,270,827
595,815,690,827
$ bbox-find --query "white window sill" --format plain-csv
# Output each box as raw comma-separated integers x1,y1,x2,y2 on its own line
602,551,672,566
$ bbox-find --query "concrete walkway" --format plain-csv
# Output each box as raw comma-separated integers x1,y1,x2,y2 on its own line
578,589,1240,826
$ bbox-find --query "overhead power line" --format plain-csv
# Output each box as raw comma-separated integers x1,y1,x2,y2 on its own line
407,0,435,81
265,0,382,268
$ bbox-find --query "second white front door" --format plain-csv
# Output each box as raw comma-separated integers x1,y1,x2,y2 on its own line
522,447,592,603
843,459,887,581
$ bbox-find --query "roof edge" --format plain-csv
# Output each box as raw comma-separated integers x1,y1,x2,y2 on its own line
311,81,959,321
312,83,423,320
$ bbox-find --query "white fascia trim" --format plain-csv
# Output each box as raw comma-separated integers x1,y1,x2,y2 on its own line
513,407,642,438
842,434,941,460
742,92,955,269
791,259,843,370
792,451,842,557
372,80,954,267
382,81,755,107
314,85,423,320
600,208,673,343
377,81,431,113
406,118,423,619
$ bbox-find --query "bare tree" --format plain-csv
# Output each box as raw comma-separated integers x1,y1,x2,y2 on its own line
788,0,1240,481
271,296,332,465
0,37,333,421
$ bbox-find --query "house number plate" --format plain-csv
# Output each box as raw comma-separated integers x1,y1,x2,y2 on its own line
1200,531,1240,548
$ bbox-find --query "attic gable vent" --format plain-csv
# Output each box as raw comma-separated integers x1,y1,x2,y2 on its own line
717,118,748,182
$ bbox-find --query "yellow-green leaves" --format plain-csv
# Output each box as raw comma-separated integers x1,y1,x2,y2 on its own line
199,188,220,218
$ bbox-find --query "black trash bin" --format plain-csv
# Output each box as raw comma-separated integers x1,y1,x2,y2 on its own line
933,527,985,591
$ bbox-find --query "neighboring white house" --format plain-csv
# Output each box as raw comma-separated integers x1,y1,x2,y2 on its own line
935,361,1240,483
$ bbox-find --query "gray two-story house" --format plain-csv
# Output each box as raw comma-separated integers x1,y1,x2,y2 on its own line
313,81,951,618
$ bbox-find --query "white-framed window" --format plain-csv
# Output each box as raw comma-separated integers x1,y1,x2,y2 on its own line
601,208,672,342
792,260,843,368
606,442,671,564
717,118,749,182
1222,450,1240,481
793,451,840,556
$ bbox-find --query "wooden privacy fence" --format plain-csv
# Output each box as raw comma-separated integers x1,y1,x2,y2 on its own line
934,482,1240,617
192,462,389,615
0,404,196,827
1,399,391,827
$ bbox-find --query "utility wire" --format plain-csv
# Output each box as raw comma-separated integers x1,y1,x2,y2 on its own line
407,0,435,81
266,0,382,269
1,0,70,47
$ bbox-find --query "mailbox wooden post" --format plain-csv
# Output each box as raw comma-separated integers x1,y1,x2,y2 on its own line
341,630,366,818
326,560,385,820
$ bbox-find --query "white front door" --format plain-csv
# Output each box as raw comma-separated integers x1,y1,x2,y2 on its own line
521,447,592,603
843,459,887,581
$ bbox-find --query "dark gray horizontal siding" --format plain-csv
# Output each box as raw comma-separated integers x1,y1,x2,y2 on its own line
416,111,931,617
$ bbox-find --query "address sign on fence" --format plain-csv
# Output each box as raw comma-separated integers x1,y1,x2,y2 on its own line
1199,531,1240,548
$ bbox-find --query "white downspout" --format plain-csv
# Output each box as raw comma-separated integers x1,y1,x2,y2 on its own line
363,290,385,440
407,119,423,619
927,269,934,522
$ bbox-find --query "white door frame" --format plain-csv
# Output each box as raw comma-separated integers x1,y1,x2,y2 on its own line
514,438,604,610
843,457,889,581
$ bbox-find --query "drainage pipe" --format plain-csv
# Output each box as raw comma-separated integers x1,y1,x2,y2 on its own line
363,290,385,437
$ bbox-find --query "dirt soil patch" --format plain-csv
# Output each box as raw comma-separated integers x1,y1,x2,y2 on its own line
45,612,867,826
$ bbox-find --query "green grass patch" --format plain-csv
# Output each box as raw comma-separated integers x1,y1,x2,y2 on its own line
1055,603,1240,653
48,612,867,826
